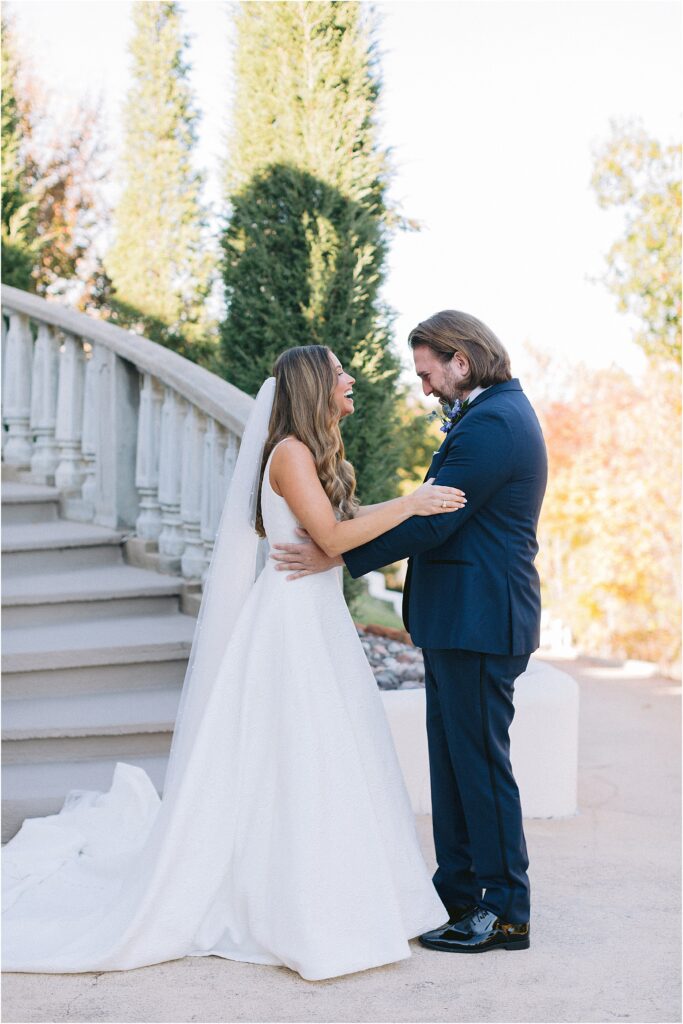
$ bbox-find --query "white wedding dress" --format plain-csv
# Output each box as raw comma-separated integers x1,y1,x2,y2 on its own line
2,436,446,980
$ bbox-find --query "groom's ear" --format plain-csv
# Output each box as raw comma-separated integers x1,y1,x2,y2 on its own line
452,350,470,373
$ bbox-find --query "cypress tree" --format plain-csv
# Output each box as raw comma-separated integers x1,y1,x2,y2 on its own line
220,1,404,508
105,1,215,361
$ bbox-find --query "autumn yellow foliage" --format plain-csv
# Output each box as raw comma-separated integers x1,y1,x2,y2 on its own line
535,361,681,672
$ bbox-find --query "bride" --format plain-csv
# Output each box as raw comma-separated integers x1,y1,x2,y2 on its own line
2,344,466,981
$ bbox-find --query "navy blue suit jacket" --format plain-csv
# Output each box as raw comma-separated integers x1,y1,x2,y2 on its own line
343,379,548,655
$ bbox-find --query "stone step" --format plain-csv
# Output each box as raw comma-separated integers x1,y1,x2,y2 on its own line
1,611,197,674
3,730,173,767
2,686,181,743
1,481,61,525
1,755,169,843
0,476,194,843
1,656,189,700
2,519,128,574
1,563,185,627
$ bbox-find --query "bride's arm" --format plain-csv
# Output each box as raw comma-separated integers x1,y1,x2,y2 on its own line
354,503,386,517
270,439,466,558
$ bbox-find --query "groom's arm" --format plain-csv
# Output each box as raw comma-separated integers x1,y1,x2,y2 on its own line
342,410,513,579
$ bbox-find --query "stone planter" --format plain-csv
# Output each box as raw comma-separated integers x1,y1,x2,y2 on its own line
380,655,579,818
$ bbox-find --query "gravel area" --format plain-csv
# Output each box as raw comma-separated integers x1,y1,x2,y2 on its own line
356,624,425,689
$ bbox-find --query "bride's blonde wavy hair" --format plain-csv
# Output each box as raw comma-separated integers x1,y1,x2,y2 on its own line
255,345,359,538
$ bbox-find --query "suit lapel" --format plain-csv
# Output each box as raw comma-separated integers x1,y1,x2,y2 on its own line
423,379,523,479
401,557,413,632
424,440,450,481
426,442,450,479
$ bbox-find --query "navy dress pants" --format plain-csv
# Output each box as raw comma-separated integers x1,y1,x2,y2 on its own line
422,647,531,924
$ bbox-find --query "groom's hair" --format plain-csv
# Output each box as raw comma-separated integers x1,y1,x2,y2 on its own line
408,310,512,388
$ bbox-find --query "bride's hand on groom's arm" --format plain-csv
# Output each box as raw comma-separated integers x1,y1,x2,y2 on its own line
356,482,466,518
271,528,342,580
407,478,467,517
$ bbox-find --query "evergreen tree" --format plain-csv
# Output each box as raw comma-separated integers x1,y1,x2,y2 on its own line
1,13,36,289
105,1,216,361
220,1,404,508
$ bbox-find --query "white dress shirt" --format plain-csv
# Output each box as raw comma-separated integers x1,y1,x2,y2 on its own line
465,384,490,404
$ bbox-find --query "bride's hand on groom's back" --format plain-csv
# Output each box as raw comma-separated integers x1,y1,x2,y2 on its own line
408,479,467,517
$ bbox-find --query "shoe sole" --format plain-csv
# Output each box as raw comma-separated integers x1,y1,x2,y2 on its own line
419,936,530,953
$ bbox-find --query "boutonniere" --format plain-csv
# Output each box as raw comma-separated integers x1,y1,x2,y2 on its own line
427,397,471,434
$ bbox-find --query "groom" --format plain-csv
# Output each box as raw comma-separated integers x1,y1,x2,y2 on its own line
271,310,547,953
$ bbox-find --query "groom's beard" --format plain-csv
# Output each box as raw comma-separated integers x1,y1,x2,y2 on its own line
436,379,471,407
442,384,470,404
434,365,472,407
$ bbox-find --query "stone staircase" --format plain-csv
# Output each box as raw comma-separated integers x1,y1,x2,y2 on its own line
1,477,199,842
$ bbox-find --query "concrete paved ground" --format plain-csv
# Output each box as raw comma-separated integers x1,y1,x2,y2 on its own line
2,657,680,1024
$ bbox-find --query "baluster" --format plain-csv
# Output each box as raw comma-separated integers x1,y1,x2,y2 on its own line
93,347,140,529
78,342,98,518
200,417,219,573
1,313,8,454
221,432,239,508
2,311,34,467
180,404,206,578
54,331,85,491
135,374,163,541
1,312,7,387
199,421,223,582
157,387,185,561
201,428,238,585
29,322,61,482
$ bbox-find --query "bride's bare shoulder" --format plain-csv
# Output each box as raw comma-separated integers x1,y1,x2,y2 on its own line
271,436,313,461
270,437,317,491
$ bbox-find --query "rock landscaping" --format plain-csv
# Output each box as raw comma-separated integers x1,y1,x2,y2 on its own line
355,623,425,689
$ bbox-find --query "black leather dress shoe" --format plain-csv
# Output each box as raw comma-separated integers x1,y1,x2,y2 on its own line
444,902,478,924
419,906,530,953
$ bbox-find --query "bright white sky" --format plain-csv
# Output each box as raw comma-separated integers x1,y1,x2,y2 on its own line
8,0,682,392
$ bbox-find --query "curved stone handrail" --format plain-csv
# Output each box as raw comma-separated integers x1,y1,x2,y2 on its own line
1,285,253,433
1,284,254,582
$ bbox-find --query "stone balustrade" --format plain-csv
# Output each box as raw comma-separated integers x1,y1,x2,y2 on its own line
1,285,253,584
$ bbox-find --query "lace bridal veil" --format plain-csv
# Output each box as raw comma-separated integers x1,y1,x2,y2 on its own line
2,377,277,972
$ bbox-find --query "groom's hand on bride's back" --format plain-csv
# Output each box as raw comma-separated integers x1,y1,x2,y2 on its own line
270,528,343,580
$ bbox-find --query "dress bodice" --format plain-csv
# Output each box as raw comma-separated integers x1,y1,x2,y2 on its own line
260,438,306,546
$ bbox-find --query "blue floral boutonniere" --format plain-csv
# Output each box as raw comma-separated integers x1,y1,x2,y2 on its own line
427,397,471,434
